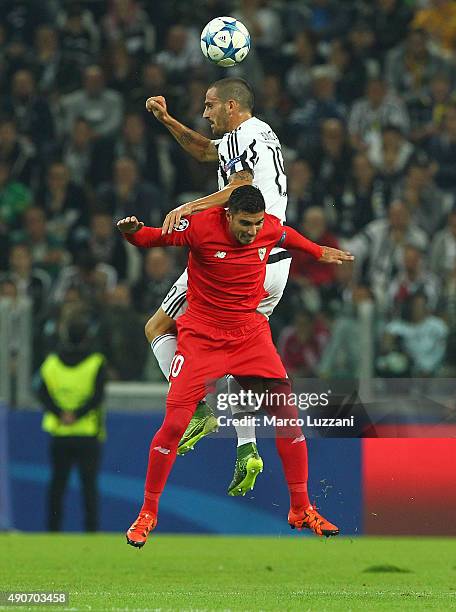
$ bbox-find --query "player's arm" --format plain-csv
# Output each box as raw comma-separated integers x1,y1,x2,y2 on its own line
161,169,253,234
280,226,354,264
117,216,191,248
145,96,218,162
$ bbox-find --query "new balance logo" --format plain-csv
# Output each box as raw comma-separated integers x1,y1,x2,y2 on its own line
214,251,227,258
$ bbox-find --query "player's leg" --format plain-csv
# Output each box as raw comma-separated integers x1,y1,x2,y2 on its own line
146,270,217,453
229,318,339,536
265,378,339,537
226,255,292,494
126,323,224,548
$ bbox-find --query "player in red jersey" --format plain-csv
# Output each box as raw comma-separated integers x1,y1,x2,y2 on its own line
118,185,353,548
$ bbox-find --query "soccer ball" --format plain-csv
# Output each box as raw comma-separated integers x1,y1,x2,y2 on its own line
200,17,250,67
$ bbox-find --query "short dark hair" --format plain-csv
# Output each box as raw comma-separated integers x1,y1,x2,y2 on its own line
210,77,254,111
228,185,265,214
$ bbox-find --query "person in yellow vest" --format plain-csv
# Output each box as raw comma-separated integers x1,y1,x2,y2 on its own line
37,316,106,532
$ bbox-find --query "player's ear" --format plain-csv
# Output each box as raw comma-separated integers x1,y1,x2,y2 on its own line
226,210,232,223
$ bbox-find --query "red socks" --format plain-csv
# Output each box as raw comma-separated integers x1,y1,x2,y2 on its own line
141,405,194,515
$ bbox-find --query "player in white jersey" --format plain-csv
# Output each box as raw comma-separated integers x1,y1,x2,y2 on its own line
145,78,292,495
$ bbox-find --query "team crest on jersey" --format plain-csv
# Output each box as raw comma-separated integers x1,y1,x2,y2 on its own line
258,247,266,261
214,251,227,258
173,218,189,231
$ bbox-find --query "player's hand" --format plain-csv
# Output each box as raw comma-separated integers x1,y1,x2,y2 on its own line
116,216,144,234
146,96,170,123
162,203,193,235
319,246,354,265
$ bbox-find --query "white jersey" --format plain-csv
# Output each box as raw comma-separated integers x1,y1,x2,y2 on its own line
214,117,287,223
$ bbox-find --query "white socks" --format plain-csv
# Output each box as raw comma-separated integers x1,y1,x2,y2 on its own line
150,334,177,382
227,375,257,447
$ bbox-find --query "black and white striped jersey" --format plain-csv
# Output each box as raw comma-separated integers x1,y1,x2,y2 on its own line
213,117,287,223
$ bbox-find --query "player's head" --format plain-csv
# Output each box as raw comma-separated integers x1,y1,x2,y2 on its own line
203,78,254,136
226,185,265,245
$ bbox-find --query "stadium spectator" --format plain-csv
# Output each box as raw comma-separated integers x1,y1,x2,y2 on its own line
388,243,441,316
91,112,162,188
328,38,367,106
290,206,339,288
430,210,456,278
101,0,155,60
302,117,353,203
278,310,330,378
285,30,318,103
398,155,450,236
68,209,130,281
407,73,453,145
288,64,346,148
52,249,117,307
132,248,176,318
32,25,63,97
348,77,410,152
37,161,89,243
285,159,319,228
385,293,448,376
0,161,32,231
102,41,138,97
0,117,37,186
11,206,69,279
4,243,51,318
410,0,456,54
331,153,387,239
57,1,100,78
61,65,123,139
318,285,374,379
155,25,203,86
37,314,106,532
368,124,414,179
385,28,450,100
427,103,456,193
349,199,428,311
369,0,413,60
97,157,163,226
57,117,96,188
2,69,55,152
99,283,148,380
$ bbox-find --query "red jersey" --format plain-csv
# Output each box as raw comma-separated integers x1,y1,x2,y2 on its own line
124,208,322,328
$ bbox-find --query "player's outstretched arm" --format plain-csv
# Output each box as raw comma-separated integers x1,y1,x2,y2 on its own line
281,226,354,264
116,216,144,233
161,170,253,234
146,96,218,162
117,215,191,249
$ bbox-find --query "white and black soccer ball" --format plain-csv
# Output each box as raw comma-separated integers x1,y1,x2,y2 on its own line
200,17,250,67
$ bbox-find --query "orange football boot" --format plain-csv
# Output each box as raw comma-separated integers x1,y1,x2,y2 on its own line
288,505,339,537
126,511,157,548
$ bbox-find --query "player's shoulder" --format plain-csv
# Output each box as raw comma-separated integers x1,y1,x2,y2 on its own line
262,212,283,236
187,207,224,232
236,117,278,142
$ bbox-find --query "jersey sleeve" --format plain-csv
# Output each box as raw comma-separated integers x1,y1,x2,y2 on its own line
223,128,258,178
122,217,194,248
278,226,323,259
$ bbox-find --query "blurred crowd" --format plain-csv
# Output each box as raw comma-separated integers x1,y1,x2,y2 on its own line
1,0,455,382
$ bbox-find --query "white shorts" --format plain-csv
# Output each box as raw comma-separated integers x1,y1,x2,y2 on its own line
161,248,292,320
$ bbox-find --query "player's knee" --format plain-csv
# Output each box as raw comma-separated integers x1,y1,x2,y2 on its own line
145,311,176,343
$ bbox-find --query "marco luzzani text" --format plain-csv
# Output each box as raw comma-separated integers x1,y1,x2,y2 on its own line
216,390,355,428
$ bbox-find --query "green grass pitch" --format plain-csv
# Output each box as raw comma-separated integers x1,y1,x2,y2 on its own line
0,534,455,611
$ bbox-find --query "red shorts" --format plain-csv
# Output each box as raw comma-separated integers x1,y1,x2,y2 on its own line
168,312,287,408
